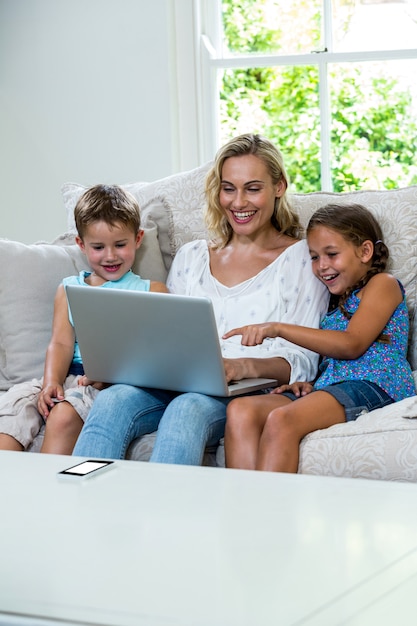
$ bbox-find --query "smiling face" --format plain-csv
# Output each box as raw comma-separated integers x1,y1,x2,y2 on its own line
219,154,285,237
308,225,374,295
76,220,143,284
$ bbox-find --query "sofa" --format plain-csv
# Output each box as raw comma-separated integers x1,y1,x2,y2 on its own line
1,164,417,481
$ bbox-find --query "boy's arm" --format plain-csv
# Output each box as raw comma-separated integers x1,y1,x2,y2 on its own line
38,284,75,417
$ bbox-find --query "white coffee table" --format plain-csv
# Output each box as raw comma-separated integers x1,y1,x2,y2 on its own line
1,450,417,626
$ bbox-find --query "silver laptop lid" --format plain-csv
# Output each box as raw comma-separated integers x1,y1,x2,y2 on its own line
65,285,277,397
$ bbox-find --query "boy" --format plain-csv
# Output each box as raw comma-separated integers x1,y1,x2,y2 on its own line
0,184,167,454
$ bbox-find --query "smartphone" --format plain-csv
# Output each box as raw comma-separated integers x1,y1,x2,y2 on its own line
57,459,114,479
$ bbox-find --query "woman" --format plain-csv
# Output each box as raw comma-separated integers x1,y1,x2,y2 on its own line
73,133,329,464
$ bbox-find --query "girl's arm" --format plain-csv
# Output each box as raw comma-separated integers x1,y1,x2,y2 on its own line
224,273,403,360
38,284,75,417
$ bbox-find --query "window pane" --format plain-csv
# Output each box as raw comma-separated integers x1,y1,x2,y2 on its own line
330,59,417,191
219,66,321,192
222,0,323,56
333,0,417,52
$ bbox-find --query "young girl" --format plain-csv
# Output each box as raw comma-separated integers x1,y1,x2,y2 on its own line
223,203,416,473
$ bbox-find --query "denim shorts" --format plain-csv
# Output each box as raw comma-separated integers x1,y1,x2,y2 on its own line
283,380,394,422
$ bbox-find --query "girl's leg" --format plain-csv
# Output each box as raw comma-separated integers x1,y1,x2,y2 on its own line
257,391,345,473
40,402,83,455
150,393,230,466
0,434,23,451
225,394,293,470
73,385,176,460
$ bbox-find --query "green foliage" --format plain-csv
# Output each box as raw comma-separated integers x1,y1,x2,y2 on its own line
220,1,417,191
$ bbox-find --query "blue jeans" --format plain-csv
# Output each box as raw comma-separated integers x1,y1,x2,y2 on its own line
283,380,394,421
72,384,231,465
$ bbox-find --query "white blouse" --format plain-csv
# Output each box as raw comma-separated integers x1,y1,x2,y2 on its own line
167,239,329,383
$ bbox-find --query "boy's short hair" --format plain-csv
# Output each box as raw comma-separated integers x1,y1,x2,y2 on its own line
74,184,141,239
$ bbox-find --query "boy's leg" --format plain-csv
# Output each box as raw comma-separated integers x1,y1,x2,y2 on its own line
225,394,293,470
257,391,345,473
40,402,83,455
0,433,24,451
40,375,97,455
0,379,44,451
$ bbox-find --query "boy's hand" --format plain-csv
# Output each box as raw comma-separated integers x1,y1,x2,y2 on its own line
38,384,65,418
223,323,280,346
270,381,314,397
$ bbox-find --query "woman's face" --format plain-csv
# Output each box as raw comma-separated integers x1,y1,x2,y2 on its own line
219,154,285,237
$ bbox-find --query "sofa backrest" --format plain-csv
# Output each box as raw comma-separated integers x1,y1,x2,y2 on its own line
60,170,417,371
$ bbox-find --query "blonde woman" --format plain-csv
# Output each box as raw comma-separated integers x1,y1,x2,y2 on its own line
73,134,329,465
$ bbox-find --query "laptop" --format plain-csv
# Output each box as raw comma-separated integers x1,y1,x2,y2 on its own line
65,285,278,397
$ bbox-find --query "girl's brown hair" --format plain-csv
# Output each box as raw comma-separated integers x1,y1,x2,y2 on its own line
307,203,389,320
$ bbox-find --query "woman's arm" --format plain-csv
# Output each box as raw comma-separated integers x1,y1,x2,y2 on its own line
224,273,403,360
223,356,291,385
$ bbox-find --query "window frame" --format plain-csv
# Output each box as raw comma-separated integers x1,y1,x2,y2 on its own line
194,0,417,190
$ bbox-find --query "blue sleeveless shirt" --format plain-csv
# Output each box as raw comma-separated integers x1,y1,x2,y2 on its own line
314,282,416,402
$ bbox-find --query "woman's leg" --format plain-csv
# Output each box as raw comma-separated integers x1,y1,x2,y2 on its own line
225,394,293,470
257,391,345,473
73,385,176,460
150,393,230,466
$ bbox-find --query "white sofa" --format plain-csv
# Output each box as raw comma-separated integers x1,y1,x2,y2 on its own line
1,164,417,481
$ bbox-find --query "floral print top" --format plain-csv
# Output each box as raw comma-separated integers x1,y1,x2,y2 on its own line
315,282,416,401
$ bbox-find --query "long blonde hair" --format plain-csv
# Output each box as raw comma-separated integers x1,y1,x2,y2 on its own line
205,133,302,248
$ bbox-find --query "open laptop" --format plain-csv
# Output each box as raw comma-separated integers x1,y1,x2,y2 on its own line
65,285,278,397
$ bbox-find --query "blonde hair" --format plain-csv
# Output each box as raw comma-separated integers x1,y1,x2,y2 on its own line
74,184,141,239
205,133,301,247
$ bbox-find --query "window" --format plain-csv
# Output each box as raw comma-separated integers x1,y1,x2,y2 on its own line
197,0,417,192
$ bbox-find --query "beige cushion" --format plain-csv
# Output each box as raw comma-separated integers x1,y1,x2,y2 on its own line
0,228,166,392
62,178,417,367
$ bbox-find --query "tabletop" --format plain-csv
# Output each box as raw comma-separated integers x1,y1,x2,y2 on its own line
1,451,417,626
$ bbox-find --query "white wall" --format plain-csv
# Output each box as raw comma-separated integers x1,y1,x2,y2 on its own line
0,0,198,243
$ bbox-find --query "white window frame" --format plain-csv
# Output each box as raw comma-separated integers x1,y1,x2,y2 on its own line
191,0,417,190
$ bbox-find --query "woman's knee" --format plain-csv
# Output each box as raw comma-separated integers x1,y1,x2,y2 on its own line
91,384,136,411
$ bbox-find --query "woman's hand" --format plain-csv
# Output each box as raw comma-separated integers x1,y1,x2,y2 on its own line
223,358,248,382
270,381,313,397
223,322,281,346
